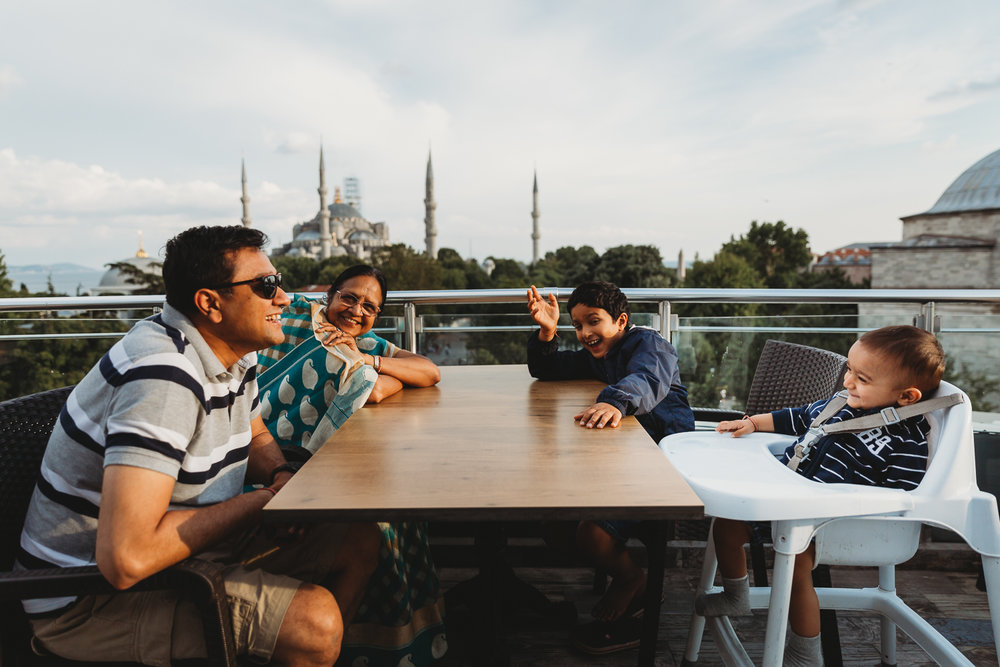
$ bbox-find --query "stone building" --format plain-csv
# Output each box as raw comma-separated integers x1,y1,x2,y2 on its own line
860,146,1000,406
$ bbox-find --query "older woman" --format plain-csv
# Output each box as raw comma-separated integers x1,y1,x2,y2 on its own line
257,265,446,667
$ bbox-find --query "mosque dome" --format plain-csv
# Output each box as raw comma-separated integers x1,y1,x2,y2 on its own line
923,147,1000,214
328,201,363,220
91,239,162,295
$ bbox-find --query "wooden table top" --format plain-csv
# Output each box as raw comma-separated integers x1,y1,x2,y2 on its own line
264,364,704,523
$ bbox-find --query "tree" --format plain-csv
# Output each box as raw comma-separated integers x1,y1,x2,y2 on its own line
594,244,675,288
720,220,811,288
272,255,319,291
0,249,14,296
487,258,527,288
370,244,442,290
529,245,600,287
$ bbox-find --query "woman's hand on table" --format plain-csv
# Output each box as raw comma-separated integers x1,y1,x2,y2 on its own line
574,402,622,429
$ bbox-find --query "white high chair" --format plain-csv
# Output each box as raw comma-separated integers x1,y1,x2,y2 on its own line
660,381,1000,666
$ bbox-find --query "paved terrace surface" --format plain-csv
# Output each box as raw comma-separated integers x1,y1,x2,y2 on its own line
434,543,997,666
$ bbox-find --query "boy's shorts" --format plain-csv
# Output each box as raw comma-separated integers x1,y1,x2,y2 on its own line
30,522,350,666
595,519,641,544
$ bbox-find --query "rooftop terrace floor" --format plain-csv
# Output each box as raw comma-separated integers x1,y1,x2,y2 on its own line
436,559,996,666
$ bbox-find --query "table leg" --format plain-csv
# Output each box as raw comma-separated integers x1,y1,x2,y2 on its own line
473,523,510,666
639,520,667,667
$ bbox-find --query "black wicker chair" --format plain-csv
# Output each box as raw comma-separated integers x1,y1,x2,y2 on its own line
0,386,238,667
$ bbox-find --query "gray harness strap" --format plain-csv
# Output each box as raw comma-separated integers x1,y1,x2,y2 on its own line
785,391,963,472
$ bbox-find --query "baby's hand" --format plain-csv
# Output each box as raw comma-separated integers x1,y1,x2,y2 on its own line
527,285,560,340
715,418,753,438
575,402,622,430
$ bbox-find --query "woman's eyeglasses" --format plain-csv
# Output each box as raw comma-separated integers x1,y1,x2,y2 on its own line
334,290,381,317
210,273,283,299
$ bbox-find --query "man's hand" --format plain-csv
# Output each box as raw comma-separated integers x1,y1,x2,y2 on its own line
527,285,560,341
574,402,623,429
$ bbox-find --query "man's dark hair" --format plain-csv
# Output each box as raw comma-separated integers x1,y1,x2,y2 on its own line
327,265,388,306
163,225,268,316
857,325,945,395
567,281,630,324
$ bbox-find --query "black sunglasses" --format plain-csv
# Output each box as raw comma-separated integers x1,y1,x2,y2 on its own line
210,273,283,299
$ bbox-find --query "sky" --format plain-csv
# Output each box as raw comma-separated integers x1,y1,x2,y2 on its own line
3,0,1000,271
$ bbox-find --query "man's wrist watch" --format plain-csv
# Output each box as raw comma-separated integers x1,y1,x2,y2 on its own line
268,463,297,485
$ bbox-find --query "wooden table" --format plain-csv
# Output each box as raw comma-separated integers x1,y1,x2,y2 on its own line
265,364,703,665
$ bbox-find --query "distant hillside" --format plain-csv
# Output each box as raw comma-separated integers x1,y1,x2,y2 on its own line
7,263,105,296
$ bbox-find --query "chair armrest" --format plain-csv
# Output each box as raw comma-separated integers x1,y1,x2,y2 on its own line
0,565,114,600
691,408,745,423
0,558,237,667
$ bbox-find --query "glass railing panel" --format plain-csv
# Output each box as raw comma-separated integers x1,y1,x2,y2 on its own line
0,310,145,400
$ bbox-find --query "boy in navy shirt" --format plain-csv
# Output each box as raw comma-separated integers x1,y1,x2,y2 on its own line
526,281,694,652
700,325,945,666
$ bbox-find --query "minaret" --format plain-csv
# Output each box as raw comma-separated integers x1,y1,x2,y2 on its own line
424,149,437,259
677,249,686,281
318,146,332,259
240,159,252,227
531,169,540,264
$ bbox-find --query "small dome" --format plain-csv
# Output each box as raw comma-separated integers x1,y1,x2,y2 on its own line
924,147,1000,214
94,255,161,293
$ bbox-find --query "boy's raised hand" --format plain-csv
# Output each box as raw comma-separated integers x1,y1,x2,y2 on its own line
527,285,560,341
575,402,623,430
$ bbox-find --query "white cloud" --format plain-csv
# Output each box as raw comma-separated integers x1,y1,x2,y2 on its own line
0,64,21,92
2,0,1000,268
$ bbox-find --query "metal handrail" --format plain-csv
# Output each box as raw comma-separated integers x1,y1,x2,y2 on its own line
4,288,1000,313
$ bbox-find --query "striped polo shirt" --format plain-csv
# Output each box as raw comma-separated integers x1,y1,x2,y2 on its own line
17,304,259,614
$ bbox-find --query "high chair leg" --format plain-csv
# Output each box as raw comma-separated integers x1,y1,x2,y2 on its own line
762,549,794,667
877,565,897,665
982,554,1000,663
683,520,719,665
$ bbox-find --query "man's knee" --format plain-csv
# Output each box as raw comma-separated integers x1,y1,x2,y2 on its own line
279,584,342,666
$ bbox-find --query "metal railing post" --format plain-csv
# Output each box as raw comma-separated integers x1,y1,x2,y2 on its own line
915,302,940,333
403,302,418,353
659,300,672,343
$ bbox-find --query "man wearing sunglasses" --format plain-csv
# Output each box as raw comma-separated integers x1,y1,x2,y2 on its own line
19,225,379,667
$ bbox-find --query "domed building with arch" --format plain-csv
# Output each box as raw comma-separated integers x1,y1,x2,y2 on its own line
869,147,1000,289
861,147,1000,398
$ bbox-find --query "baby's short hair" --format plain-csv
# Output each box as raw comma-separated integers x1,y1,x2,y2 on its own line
858,325,945,394
567,281,630,323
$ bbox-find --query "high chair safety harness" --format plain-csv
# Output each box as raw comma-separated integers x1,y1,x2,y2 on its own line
785,390,965,472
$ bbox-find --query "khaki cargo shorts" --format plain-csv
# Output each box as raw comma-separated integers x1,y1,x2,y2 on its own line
30,523,349,666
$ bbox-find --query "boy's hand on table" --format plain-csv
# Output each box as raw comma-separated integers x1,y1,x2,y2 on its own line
527,285,560,341
575,402,622,430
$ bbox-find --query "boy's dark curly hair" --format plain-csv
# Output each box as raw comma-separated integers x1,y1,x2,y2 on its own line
567,281,630,324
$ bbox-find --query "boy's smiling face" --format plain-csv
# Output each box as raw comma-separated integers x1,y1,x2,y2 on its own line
570,304,628,359
843,341,920,410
